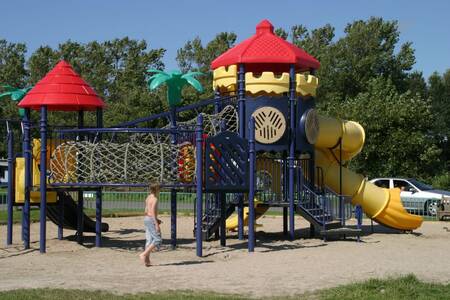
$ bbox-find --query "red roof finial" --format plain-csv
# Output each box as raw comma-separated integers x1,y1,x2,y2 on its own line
256,19,274,34
211,20,320,72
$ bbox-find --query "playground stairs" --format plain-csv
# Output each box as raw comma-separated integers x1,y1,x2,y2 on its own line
297,184,361,238
198,194,236,240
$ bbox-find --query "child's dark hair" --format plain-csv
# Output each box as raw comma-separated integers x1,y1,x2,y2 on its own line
149,183,160,195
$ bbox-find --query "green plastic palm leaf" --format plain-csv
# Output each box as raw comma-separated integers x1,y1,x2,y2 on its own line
181,73,204,93
146,70,204,107
148,74,171,90
0,85,33,117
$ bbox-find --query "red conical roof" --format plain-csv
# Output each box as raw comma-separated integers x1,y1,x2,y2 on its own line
19,60,105,111
211,19,320,73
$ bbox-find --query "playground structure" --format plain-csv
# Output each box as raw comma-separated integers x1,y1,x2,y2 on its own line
4,20,423,256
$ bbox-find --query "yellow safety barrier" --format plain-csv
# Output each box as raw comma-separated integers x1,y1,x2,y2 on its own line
15,157,57,204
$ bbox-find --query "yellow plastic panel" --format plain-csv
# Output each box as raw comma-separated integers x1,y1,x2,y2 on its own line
213,65,237,92
245,72,289,95
14,157,57,204
296,74,318,97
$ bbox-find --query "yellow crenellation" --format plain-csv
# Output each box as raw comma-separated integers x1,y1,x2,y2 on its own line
245,72,289,95
212,65,237,92
212,66,318,96
296,74,319,97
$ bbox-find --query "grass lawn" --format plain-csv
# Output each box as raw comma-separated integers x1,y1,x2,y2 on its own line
0,275,448,300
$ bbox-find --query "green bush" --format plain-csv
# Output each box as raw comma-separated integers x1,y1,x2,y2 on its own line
432,172,450,190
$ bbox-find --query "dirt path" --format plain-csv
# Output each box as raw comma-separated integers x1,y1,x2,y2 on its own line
1,215,449,297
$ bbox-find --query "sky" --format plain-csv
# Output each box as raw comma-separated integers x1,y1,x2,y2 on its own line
1,0,449,79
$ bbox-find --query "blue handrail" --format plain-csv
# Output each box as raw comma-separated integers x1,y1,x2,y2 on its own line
114,95,235,128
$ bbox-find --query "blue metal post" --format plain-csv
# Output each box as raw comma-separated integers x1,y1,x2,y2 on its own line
288,65,296,240
6,124,14,245
95,108,103,247
356,205,363,242
39,106,48,253
214,88,221,114
237,63,245,240
219,192,226,246
23,108,31,249
214,90,224,245
339,138,345,226
77,110,84,244
248,117,256,252
95,189,102,247
58,191,64,240
195,114,204,257
170,107,177,249
322,195,326,242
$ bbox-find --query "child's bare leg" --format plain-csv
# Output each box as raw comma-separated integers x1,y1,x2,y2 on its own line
139,244,156,266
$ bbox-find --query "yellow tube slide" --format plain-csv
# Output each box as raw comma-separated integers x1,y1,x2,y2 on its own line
315,115,423,230
226,200,269,230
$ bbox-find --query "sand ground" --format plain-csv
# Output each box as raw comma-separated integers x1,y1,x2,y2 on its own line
1,215,450,297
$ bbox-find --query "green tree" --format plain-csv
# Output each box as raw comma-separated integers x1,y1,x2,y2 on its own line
278,18,416,107
26,38,166,127
0,40,28,157
331,77,441,180
427,70,450,186
176,32,236,110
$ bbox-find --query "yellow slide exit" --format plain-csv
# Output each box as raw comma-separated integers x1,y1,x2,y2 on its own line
226,200,269,230
315,115,423,230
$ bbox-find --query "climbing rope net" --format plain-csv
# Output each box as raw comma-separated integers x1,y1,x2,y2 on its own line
49,105,238,185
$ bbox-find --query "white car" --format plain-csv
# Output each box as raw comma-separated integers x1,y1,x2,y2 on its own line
369,178,450,216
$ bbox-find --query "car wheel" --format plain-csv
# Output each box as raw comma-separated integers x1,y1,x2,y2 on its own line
425,200,438,216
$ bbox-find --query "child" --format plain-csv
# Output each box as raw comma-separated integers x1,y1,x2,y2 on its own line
139,183,162,267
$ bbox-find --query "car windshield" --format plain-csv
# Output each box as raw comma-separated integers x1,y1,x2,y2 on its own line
408,179,433,191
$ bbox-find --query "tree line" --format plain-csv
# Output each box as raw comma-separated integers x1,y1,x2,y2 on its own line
1,17,449,189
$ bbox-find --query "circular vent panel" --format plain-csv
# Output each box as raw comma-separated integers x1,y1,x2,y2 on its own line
251,106,286,144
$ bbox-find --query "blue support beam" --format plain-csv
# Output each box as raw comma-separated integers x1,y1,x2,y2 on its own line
170,107,177,250
39,106,48,253
77,190,84,244
219,193,226,247
288,65,296,240
58,192,64,240
6,124,14,245
237,63,245,241
248,117,256,252
356,205,363,242
95,108,103,247
23,108,31,249
77,110,84,245
195,114,204,257
95,189,102,247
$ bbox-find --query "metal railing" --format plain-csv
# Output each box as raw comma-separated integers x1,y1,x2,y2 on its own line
0,189,441,221
82,191,196,213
